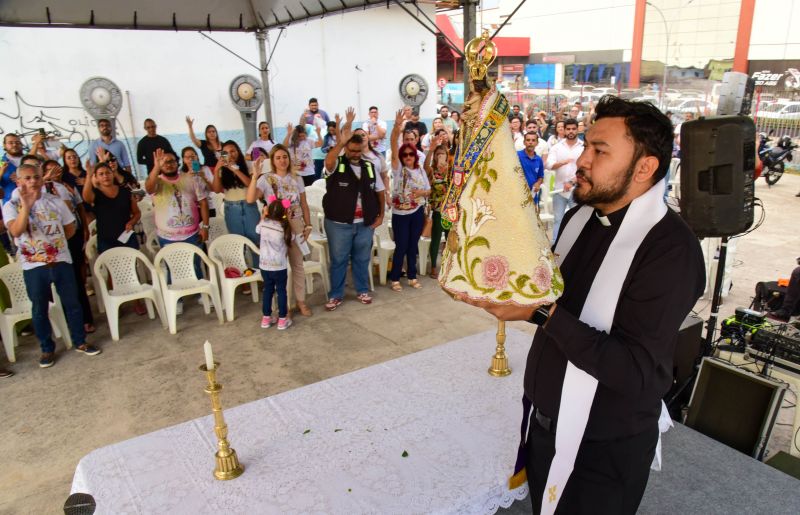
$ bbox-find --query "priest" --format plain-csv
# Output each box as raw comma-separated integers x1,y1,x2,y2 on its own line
461,96,705,514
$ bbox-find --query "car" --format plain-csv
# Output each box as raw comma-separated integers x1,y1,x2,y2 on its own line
591,88,619,97
758,101,800,120
631,96,659,105
667,98,715,115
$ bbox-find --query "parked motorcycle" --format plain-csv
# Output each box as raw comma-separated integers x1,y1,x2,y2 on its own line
758,132,796,186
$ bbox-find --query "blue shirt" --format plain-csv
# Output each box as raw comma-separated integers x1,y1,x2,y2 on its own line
88,139,131,169
1,154,19,202
517,149,544,205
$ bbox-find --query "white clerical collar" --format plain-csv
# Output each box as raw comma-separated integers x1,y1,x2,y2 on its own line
595,210,611,227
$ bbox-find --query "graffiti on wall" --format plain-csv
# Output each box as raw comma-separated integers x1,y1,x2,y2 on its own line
0,91,95,156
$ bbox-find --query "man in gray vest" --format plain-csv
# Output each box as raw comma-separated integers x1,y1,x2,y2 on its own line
322,131,385,311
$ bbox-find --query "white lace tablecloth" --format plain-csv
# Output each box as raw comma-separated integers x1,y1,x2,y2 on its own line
72,329,533,514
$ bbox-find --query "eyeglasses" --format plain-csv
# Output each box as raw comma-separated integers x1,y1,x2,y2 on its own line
400,153,415,158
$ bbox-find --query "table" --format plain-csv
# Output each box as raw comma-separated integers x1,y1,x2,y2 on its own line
72,329,533,514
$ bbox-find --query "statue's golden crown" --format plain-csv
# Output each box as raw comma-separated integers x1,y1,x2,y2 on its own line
465,29,497,81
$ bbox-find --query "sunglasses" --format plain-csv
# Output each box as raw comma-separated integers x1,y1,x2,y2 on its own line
400,153,415,158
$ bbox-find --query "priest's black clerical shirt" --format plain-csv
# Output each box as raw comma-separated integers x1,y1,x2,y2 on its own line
524,204,705,440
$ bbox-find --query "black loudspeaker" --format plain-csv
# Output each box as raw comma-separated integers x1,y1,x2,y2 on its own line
686,358,785,460
679,116,756,238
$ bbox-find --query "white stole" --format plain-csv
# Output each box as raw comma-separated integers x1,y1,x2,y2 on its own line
540,179,668,514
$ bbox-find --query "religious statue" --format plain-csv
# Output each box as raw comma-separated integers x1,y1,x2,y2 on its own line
438,30,563,308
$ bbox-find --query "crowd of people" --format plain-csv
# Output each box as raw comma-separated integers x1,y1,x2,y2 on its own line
0,92,696,377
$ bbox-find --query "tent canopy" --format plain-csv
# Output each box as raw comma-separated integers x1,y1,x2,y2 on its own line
0,0,388,32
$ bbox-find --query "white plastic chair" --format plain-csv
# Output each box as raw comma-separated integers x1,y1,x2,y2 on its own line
304,186,324,211
88,219,97,236
85,235,105,313
153,243,224,334
308,205,325,236
94,248,167,340
417,236,431,277
207,216,229,245
372,221,395,285
304,238,330,295
311,178,327,190
208,235,262,322
143,231,161,260
0,263,72,362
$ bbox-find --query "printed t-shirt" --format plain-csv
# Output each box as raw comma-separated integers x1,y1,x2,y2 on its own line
256,173,305,219
255,219,288,271
2,193,75,269
152,174,207,241
289,140,315,177
390,163,430,215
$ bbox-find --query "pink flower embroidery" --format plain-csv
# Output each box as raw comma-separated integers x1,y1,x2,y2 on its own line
482,255,509,290
532,264,552,292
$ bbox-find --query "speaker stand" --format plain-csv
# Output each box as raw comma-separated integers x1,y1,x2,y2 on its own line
704,236,729,353
667,236,730,418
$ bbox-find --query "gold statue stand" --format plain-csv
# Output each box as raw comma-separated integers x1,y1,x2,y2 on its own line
488,320,511,377
200,363,244,480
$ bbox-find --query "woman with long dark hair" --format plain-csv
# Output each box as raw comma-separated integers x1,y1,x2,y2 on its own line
245,122,275,162
43,159,95,332
61,148,88,191
180,146,217,217
388,110,430,291
423,139,452,279
283,121,322,186
211,140,259,246
186,116,222,168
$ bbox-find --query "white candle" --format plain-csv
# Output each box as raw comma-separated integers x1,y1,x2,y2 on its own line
204,341,214,371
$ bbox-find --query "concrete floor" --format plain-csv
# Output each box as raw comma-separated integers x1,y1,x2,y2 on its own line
1,174,799,514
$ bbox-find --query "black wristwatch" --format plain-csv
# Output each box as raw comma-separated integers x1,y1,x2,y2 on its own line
528,304,552,326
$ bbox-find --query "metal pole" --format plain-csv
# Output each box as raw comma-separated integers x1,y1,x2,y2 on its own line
462,0,477,98
646,2,669,109
255,30,273,129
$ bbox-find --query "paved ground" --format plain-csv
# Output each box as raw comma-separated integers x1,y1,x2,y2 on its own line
1,173,799,514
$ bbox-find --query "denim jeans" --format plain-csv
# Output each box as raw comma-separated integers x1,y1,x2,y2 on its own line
23,262,86,353
223,200,260,247
390,209,425,281
158,232,204,282
324,219,374,299
552,192,576,244
261,269,288,318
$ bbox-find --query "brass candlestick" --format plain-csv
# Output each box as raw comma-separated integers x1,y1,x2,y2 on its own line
488,320,512,377
200,363,244,480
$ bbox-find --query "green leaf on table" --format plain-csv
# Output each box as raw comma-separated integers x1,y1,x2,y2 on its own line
303,429,311,435
334,429,342,432
348,488,352,493
402,450,409,458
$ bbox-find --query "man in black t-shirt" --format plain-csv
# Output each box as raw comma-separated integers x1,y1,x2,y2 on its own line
136,119,175,176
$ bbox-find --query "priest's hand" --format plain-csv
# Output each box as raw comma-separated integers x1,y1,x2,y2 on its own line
456,294,537,322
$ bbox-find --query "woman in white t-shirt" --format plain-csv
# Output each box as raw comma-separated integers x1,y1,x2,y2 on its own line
180,147,218,216
283,122,322,187
546,120,565,148
245,122,275,162
387,109,431,292
246,144,314,317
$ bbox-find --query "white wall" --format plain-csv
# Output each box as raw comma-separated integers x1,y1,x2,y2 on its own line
750,0,800,61
641,0,740,69
0,4,436,146
447,0,636,54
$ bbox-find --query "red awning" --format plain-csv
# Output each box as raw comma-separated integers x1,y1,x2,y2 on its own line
435,14,529,58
